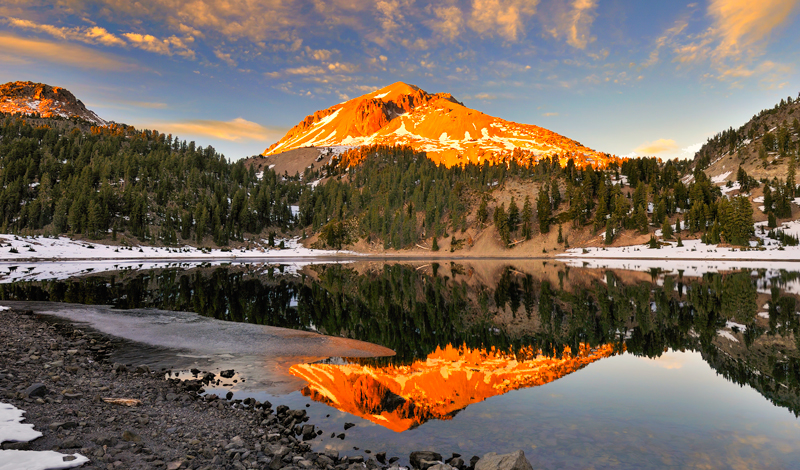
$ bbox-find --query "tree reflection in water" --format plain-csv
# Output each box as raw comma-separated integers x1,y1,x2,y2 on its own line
1,261,799,423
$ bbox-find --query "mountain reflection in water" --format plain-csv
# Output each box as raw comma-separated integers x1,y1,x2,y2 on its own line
2,260,800,424
290,343,618,432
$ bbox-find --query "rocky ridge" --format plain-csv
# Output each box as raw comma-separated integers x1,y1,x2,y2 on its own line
263,82,614,169
0,81,106,125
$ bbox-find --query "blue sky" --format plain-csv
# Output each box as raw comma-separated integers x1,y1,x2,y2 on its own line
1,0,798,160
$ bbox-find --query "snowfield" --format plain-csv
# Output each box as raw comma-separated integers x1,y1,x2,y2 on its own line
0,235,358,261
1,402,89,469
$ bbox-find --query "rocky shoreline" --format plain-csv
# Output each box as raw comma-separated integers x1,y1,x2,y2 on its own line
0,308,533,470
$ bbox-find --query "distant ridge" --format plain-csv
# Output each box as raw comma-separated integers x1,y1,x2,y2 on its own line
0,81,106,125
264,82,615,168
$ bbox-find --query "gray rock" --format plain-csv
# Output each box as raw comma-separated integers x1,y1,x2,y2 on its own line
24,383,47,398
301,424,316,441
122,430,142,443
474,451,533,470
410,451,443,469
428,465,454,470
220,369,235,379
375,452,387,464
420,459,442,470
450,457,465,469
135,365,150,374
59,437,80,449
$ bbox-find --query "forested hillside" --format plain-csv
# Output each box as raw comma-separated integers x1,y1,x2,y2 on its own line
0,114,302,246
294,143,768,251
2,97,794,253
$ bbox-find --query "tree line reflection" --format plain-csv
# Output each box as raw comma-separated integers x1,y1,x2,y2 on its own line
1,262,799,417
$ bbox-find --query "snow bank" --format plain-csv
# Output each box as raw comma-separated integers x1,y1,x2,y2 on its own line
0,235,358,262
1,402,89,469
560,219,800,271
0,450,89,470
710,171,732,184
0,403,41,444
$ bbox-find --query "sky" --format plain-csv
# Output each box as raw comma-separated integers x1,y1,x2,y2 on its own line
1,0,799,161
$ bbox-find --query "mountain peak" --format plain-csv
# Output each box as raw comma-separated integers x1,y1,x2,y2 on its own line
264,83,612,168
0,81,106,125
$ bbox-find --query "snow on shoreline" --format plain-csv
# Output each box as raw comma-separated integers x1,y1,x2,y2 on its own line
0,235,357,261
560,219,800,273
0,259,352,284
1,402,89,469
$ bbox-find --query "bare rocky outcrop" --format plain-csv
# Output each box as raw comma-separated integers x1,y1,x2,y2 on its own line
0,81,106,125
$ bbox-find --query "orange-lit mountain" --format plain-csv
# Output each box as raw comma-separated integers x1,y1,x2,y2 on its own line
289,343,618,432
0,81,106,125
264,82,614,168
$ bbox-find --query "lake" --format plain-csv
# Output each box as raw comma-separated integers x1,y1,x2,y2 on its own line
2,259,799,469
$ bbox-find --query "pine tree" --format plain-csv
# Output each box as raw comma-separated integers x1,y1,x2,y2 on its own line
494,203,510,246
508,197,519,232
605,219,614,245
522,195,532,240
431,236,439,251
537,185,551,234
661,218,673,239
768,211,777,228
557,224,563,244
551,182,562,209
477,196,488,225
763,184,773,213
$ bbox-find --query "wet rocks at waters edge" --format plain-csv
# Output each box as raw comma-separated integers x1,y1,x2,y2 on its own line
474,451,534,470
0,307,536,469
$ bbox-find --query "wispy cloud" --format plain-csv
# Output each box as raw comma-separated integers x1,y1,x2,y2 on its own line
0,33,137,71
4,16,197,59
564,0,598,49
706,0,797,60
469,0,539,41
634,138,679,155
544,0,598,49
4,16,126,47
214,48,237,67
150,118,285,142
665,1,798,82
122,33,195,59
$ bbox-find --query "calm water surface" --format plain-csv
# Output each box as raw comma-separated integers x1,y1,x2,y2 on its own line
2,260,800,469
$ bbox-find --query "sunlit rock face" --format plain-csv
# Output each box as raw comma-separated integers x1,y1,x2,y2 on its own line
264,82,617,169
0,81,106,125
290,343,618,432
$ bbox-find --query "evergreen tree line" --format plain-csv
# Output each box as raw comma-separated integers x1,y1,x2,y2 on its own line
0,115,303,245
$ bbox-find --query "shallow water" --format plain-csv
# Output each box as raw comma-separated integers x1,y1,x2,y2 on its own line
2,260,800,468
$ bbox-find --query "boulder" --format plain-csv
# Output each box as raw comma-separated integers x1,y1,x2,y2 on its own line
24,383,47,398
220,369,235,378
474,451,533,470
410,451,443,469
